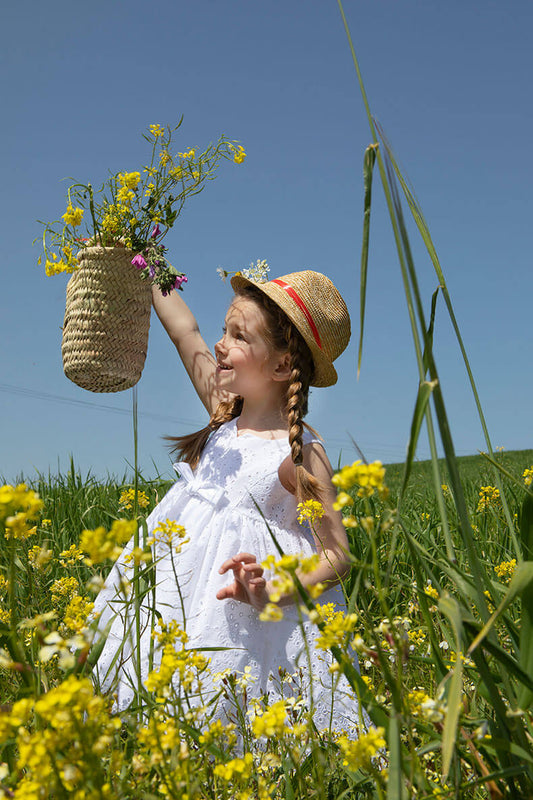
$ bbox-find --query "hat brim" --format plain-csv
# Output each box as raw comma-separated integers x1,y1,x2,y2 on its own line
230,274,338,387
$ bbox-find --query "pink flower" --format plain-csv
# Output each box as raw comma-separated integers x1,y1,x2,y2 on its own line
175,275,188,289
150,223,161,239
131,253,147,269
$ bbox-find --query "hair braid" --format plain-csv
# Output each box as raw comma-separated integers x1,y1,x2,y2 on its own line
285,326,323,503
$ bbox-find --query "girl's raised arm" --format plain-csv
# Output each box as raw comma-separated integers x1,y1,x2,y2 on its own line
152,285,228,414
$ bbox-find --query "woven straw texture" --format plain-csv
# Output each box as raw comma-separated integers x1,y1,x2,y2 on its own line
62,247,152,393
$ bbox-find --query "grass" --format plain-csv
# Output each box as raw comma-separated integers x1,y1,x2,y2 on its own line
1,447,532,797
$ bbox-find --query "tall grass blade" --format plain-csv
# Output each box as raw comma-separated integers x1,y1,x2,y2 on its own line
375,122,519,554
400,379,437,498
439,594,464,780
422,287,440,376
358,144,377,377
386,712,406,800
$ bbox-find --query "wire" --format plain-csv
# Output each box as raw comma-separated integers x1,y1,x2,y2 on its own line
0,382,202,428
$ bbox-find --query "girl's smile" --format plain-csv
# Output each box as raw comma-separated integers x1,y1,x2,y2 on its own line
214,297,288,400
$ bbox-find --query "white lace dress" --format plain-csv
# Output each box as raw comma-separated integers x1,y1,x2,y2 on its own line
92,418,363,733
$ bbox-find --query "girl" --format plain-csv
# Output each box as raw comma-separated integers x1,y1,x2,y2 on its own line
92,269,363,734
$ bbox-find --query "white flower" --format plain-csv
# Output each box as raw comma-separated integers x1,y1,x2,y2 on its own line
240,259,270,283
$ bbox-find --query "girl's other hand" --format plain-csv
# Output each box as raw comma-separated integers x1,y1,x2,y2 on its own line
217,552,268,611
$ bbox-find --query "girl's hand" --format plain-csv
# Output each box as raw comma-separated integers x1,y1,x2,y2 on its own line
217,552,269,611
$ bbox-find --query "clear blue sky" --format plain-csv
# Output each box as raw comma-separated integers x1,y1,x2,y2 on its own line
1,0,532,482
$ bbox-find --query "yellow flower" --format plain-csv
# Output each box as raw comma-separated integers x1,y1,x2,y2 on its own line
476,486,500,513
51,576,79,605
148,518,189,550
62,204,84,227
336,727,386,770
178,148,196,159
213,753,254,782
119,488,149,510
494,559,516,582
297,499,325,525
4,512,37,539
118,171,141,189
523,467,533,487
407,628,426,648
80,519,136,565
311,604,358,650
332,491,352,511
63,595,94,633
149,124,164,138
360,516,375,535
332,461,386,498
251,700,288,737
342,515,358,529
424,581,439,600
28,545,53,570
0,483,43,525
408,689,446,723
124,546,152,566
59,544,85,567
259,602,284,622
117,185,135,206
159,150,171,166
232,145,246,164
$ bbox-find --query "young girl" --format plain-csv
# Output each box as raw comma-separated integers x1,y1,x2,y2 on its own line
92,269,363,734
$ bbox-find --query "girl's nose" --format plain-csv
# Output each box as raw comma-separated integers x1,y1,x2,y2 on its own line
214,338,225,358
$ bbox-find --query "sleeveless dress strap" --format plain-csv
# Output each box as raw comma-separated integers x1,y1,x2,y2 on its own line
302,427,324,448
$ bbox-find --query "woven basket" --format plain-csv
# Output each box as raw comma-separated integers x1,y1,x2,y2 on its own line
62,246,152,393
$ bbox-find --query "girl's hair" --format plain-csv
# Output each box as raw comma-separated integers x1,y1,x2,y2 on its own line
166,285,323,502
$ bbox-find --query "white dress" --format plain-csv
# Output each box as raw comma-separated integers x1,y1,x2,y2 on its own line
92,418,363,733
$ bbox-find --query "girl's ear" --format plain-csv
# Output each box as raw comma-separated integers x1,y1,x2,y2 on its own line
272,352,292,382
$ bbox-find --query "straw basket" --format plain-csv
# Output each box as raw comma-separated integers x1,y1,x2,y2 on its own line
61,246,152,393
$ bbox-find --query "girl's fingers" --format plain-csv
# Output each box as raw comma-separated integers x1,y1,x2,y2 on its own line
218,552,259,574
216,585,234,600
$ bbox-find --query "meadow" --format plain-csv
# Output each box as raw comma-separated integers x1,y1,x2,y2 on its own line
1,444,533,799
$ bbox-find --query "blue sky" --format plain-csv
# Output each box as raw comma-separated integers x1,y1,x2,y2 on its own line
1,0,532,482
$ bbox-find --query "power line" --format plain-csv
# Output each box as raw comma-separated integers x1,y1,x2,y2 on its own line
1,382,437,461
0,382,202,428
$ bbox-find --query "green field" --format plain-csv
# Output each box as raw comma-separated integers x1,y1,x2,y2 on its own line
1,445,532,798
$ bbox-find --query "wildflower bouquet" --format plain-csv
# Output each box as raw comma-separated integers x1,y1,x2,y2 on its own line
39,120,245,393
39,119,246,295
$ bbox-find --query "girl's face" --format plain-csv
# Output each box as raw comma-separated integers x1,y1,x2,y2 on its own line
214,297,289,400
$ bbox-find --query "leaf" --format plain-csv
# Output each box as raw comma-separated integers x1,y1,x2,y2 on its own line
399,378,438,498
387,712,406,800
438,594,465,779
358,144,377,377
422,287,440,376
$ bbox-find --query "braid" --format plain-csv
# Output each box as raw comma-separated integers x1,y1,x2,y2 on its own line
285,326,323,503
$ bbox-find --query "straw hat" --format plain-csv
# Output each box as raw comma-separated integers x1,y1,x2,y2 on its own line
230,270,351,387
